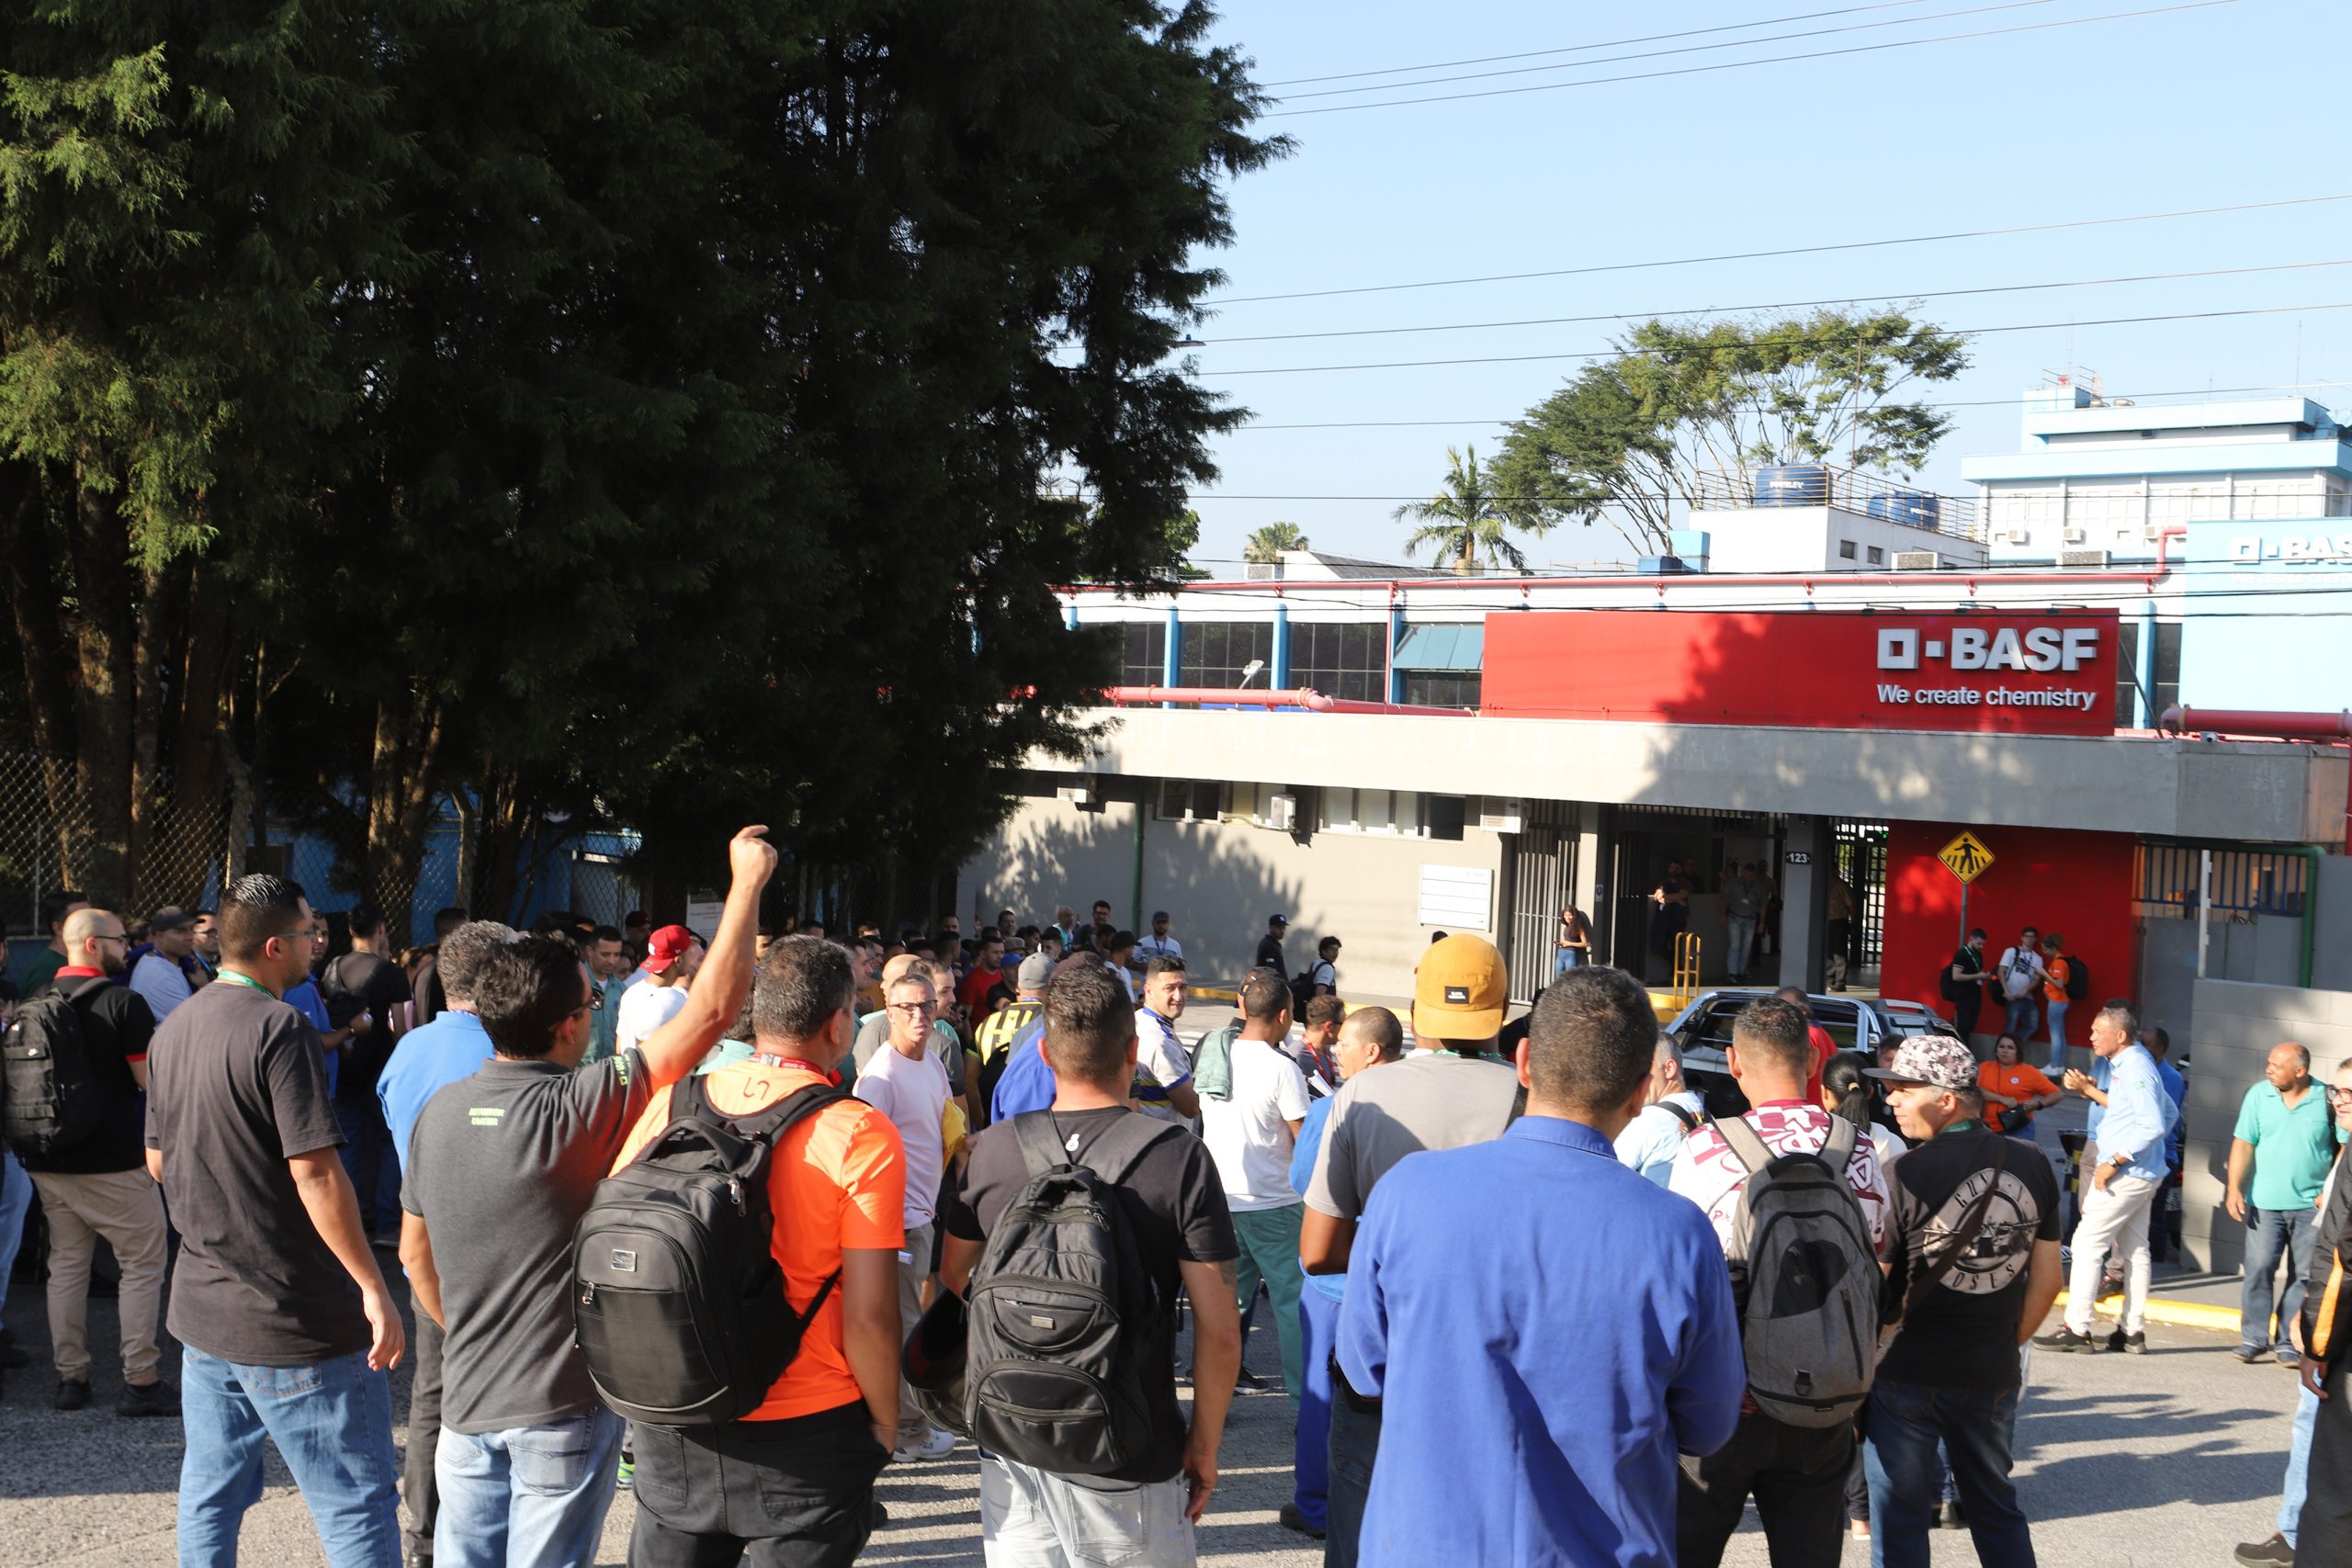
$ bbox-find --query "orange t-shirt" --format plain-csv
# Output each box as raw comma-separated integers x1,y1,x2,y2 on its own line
609,1058,905,1421
1978,1061,2058,1111
2041,958,2071,1005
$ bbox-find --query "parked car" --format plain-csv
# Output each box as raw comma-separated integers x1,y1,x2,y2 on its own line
1662,988,1950,1117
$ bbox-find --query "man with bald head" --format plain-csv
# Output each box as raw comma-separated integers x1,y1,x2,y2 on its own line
21,907,174,1415
2230,1040,2337,1365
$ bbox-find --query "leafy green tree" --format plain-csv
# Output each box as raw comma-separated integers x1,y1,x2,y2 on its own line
1492,308,1968,560
1243,521,1307,562
1394,445,1541,575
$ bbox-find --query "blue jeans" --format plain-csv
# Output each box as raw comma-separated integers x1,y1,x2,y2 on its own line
1294,1286,1340,1531
1863,1379,2035,1568
335,1098,400,1233
2282,1383,2320,1547
179,1346,401,1568
0,1148,30,1317
2004,995,2041,1043
1554,947,1582,977
435,1406,623,1568
1724,916,1758,977
2041,998,2069,1073
2243,1205,2318,1352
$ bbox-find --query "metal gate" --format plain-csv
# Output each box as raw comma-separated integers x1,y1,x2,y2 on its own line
1503,801,1578,1004
1832,819,1889,973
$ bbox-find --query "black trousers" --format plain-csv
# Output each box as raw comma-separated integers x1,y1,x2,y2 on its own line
628,1401,888,1568
403,1313,443,1562
2307,1354,2352,1562
1678,1409,1852,1568
1953,986,1982,1043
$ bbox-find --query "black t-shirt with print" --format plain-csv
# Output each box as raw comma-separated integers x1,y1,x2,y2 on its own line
1878,1124,2062,1390
947,1107,1238,1483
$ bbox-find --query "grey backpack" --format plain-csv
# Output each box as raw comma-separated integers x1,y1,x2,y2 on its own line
1714,1114,1880,1428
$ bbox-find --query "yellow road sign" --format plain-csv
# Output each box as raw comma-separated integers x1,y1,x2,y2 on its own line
1939,830,1996,884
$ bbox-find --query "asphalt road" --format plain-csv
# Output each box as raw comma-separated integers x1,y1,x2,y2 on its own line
0,1264,2312,1568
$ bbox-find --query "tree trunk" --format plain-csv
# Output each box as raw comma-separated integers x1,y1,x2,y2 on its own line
0,461,80,829
449,789,478,916
68,473,139,904
364,691,445,945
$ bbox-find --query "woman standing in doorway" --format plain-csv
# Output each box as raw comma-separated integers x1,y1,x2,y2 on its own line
1555,905,1590,976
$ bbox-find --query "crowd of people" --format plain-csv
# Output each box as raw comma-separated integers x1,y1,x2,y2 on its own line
4,852,2350,1568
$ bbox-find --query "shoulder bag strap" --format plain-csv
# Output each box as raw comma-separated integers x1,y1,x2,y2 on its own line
1012,1110,1070,1178
1713,1113,1774,1178
1900,1135,2008,1321
1821,1112,1859,1168
1662,1101,1701,1134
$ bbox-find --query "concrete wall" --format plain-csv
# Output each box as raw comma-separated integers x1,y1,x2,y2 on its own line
956,779,1505,1000
2181,977,2352,1273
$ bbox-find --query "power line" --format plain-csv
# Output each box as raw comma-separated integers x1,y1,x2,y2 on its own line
1262,0,2233,118
1216,383,2345,432
1197,258,2352,346
1277,0,2053,103
1192,299,2352,378
1261,0,1932,85
1204,193,2349,307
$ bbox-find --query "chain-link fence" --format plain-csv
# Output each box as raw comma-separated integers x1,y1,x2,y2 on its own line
0,752,634,956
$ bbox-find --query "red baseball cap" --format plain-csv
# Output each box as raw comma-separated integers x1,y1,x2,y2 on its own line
643,925,697,975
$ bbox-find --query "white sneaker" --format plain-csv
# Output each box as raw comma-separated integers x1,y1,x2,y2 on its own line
893,1427,958,1463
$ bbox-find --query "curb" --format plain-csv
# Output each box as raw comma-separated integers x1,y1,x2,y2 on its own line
2051,1289,2240,1334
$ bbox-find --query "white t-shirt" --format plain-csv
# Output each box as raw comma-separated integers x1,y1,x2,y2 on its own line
1199,1035,1311,1212
1310,959,1338,994
615,979,688,1056
1996,946,2045,1000
855,1043,951,1228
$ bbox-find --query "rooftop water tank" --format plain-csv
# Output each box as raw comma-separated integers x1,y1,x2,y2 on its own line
1865,491,1941,529
1751,464,1829,507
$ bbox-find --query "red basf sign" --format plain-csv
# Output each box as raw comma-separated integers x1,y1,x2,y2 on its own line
1480,609,2119,735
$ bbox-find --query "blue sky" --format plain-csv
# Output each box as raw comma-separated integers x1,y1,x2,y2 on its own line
1182,0,2343,570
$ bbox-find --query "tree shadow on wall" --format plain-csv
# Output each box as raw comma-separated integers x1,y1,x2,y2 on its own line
969,807,1303,987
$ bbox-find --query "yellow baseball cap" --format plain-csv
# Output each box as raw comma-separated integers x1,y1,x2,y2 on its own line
1413,933,1508,1042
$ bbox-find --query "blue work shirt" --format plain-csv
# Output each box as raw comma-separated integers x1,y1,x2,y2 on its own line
989,1021,1054,1122
376,1010,496,1173
285,977,336,1097
2155,1057,2187,1168
2097,1043,2176,1184
1339,1116,1744,1566
1289,1098,1344,1305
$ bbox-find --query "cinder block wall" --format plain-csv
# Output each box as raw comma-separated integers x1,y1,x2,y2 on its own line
2184,977,2352,1273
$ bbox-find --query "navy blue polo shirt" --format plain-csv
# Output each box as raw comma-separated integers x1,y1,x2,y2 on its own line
1339,1115,1744,1566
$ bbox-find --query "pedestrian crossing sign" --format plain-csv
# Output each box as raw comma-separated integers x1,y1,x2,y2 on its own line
1938,831,1995,884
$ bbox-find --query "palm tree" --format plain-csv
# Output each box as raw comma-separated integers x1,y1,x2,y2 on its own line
1393,445,1544,575
1242,521,1308,564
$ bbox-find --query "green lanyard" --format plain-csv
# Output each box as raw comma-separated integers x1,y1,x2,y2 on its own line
214,969,278,999
1942,1117,1982,1137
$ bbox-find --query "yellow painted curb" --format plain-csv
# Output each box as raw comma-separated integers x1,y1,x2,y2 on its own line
2051,1290,2240,1334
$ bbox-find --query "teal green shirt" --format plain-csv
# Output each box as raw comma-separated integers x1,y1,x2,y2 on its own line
2233,1080,2338,1211
695,1039,755,1076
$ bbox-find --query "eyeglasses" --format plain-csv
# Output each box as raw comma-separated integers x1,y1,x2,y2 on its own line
2328,1087,2352,1102
888,1001,940,1015
588,987,605,1010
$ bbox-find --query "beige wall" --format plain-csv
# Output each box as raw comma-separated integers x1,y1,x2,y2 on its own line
2182,977,2352,1274
957,783,1505,999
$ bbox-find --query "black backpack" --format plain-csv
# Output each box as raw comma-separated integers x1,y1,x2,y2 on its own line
965,1111,1177,1476
2063,955,2090,1001
571,1076,852,1427
2,978,108,1157
1290,966,1318,1017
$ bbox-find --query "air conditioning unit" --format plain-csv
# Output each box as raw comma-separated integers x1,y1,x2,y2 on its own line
1890,550,1942,570
1056,782,1095,807
1244,561,1280,581
1265,793,1298,831
2001,528,2033,545
2056,548,2111,568
1476,796,1526,834
2063,526,2087,544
